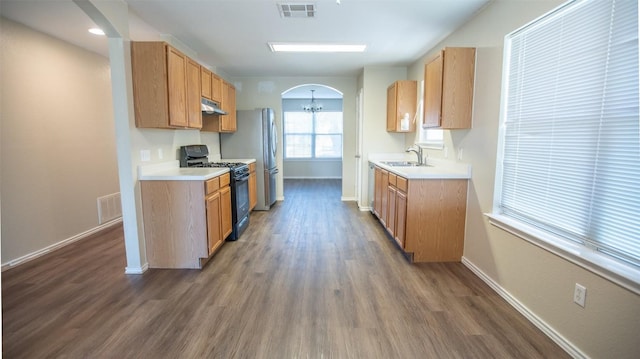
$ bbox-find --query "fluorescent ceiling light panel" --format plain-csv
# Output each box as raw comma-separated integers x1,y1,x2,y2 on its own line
269,43,366,53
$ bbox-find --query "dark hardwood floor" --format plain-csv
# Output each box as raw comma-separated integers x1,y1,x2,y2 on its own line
2,179,569,358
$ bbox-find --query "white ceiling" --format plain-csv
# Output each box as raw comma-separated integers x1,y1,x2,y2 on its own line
0,0,490,78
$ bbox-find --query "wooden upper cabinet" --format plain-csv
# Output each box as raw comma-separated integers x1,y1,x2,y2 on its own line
186,58,202,128
166,46,189,127
387,80,417,132
223,83,237,132
131,41,202,129
201,67,212,100
201,67,224,106
423,47,476,129
203,80,236,133
211,73,223,104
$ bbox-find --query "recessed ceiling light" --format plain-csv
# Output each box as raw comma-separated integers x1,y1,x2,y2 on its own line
88,28,105,36
268,43,366,53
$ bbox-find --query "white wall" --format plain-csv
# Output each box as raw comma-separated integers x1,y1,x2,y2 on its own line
232,77,357,199
358,66,409,208
406,1,640,358
0,15,222,268
0,18,120,264
284,161,342,179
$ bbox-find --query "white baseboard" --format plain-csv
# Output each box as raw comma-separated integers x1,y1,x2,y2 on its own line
461,257,587,359
2,218,123,272
359,206,372,212
125,262,149,275
341,196,357,201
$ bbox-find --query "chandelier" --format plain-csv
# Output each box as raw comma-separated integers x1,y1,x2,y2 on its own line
303,89,323,112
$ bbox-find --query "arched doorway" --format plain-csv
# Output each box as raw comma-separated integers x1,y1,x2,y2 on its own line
281,84,344,198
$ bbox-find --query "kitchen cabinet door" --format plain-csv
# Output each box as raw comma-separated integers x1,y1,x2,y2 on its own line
387,80,417,132
221,82,237,132
206,191,223,255
167,46,189,128
380,170,389,227
394,190,407,249
186,58,202,128
424,52,444,128
423,47,475,129
387,185,397,236
220,185,233,240
374,167,383,218
211,73,223,104
201,67,212,100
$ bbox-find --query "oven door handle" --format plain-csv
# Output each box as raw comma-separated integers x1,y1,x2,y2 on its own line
236,174,250,182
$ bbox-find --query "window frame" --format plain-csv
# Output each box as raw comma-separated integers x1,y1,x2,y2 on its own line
489,0,640,294
283,110,343,160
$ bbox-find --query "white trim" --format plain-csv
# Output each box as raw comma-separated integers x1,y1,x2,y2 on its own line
340,196,357,202
461,257,587,359
486,213,640,296
358,206,373,212
1,218,123,272
125,262,148,275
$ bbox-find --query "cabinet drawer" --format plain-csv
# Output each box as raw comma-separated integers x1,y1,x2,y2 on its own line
397,176,408,192
388,173,397,187
220,173,231,187
249,162,256,172
205,177,220,195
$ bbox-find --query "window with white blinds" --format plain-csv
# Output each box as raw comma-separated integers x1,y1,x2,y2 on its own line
494,0,640,267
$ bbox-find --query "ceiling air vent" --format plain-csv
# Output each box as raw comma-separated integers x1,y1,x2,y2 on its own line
277,3,317,18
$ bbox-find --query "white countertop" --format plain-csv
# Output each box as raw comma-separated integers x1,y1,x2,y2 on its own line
138,161,229,181
369,154,471,179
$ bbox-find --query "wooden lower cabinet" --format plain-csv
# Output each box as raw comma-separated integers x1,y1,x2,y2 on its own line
380,169,389,227
372,165,467,262
206,191,222,255
248,162,257,211
220,186,232,239
141,172,232,269
394,190,407,248
373,167,383,217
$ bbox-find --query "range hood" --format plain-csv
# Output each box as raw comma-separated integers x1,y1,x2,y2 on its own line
201,98,227,115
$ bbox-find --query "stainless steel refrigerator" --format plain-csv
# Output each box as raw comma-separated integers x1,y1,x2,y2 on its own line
220,108,278,210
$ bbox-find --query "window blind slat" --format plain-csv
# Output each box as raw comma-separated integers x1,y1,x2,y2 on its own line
497,0,640,267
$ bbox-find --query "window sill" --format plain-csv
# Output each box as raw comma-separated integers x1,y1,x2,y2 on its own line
485,213,640,295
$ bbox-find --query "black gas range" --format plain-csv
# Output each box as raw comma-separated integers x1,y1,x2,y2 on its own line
179,145,250,241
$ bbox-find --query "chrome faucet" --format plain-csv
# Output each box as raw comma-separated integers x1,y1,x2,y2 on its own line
406,144,424,165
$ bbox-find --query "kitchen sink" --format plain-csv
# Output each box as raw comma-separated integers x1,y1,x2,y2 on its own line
381,161,432,167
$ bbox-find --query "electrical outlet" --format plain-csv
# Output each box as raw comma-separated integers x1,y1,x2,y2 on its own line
158,148,163,159
574,283,587,307
443,146,448,158
458,147,464,160
140,149,151,162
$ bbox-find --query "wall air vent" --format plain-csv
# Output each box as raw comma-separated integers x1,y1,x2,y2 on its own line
277,2,317,18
